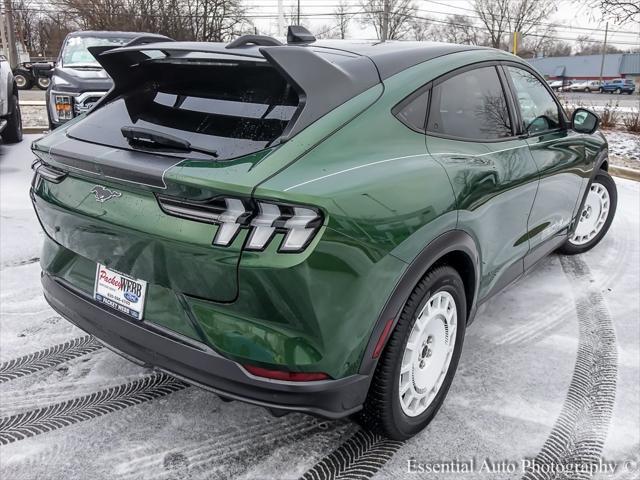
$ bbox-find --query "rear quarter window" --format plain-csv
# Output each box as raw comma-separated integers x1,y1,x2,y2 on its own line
393,89,429,132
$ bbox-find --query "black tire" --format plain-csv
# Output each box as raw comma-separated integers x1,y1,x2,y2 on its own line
559,170,617,255
36,76,50,90
356,265,467,440
13,73,32,90
1,94,23,143
599,87,604,93
585,87,590,93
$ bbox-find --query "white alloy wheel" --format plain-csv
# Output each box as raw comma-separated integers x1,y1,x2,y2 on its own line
399,290,457,417
570,182,610,246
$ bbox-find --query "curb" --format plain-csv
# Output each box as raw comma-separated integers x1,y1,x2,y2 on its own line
23,126,49,134
610,165,640,182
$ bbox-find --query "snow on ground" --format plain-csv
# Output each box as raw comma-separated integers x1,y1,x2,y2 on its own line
603,130,640,168
0,136,638,479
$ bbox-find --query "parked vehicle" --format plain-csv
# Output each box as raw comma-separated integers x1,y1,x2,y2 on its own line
0,55,23,143
13,61,55,90
31,29,616,440
45,30,169,130
569,80,601,92
548,79,573,91
599,78,636,94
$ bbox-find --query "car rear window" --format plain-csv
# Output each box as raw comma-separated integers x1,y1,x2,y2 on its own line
67,61,299,161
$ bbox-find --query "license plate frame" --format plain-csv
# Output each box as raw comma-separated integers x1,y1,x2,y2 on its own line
94,263,148,320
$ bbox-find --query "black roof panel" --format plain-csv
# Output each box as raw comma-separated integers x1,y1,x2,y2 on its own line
310,40,488,78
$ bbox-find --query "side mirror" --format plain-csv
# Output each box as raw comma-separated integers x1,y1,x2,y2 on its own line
572,108,599,134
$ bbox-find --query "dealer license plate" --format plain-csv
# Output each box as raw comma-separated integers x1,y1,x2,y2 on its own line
94,263,147,320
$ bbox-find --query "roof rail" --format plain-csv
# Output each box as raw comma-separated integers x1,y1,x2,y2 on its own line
287,26,316,44
227,35,283,49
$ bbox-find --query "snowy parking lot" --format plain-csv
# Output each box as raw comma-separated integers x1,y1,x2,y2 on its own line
1,136,639,479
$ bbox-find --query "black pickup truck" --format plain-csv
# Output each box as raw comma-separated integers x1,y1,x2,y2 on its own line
46,30,169,129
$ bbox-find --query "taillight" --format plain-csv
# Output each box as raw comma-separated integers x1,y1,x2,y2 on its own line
156,195,323,253
243,364,329,382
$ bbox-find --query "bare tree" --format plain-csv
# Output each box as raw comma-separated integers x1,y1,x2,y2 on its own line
516,30,562,58
56,0,251,42
543,40,572,57
409,18,433,41
315,23,342,39
333,0,350,39
12,0,37,52
574,34,621,55
430,15,486,45
474,0,557,49
360,0,417,40
596,0,639,23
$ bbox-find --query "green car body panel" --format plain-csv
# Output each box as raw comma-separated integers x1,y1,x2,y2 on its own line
31,39,607,417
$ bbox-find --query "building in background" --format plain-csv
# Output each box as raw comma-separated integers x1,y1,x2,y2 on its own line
526,53,640,89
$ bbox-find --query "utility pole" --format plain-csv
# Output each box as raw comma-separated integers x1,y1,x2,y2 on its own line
381,0,389,42
598,22,608,85
512,31,518,55
3,0,18,68
297,0,300,25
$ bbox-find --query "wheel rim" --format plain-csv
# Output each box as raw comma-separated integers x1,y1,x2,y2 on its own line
399,290,457,417
570,182,610,246
15,75,27,88
37,77,50,88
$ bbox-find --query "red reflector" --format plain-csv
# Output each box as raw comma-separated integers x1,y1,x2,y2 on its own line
244,365,329,382
372,318,395,358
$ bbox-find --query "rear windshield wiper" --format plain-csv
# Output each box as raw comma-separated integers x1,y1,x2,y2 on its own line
121,126,218,158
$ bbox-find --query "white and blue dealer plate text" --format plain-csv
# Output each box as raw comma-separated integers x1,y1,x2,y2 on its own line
94,263,148,320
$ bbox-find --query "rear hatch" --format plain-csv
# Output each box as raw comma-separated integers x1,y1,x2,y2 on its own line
31,41,380,303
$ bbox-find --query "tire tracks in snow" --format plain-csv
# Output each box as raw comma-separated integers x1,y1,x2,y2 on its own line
300,428,404,480
0,373,187,445
115,415,346,480
0,335,103,384
522,255,618,480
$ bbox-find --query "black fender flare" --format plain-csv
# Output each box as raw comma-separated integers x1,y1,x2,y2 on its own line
358,229,480,376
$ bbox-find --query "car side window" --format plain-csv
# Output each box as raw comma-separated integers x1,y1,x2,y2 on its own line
426,66,512,140
393,89,429,132
506,66,561,134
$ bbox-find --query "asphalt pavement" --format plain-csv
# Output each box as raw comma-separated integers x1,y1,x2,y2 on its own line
1,135,639,480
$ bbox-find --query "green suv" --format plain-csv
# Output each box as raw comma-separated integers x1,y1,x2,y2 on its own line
31,31,616,440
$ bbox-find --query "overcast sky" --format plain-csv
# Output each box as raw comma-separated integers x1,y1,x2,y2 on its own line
245,0,640,49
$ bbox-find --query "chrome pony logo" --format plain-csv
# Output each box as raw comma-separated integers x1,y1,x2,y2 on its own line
91,185,122,203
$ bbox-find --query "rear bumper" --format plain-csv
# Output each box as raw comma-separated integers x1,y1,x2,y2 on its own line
42,273,370,419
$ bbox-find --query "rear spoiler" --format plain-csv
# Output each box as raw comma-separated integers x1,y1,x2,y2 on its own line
87,34,174,62
89,41,380,143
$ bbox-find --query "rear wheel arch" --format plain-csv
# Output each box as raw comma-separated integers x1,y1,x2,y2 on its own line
358,230,480,376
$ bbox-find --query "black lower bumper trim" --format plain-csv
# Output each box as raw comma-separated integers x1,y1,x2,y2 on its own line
42,273,370,419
